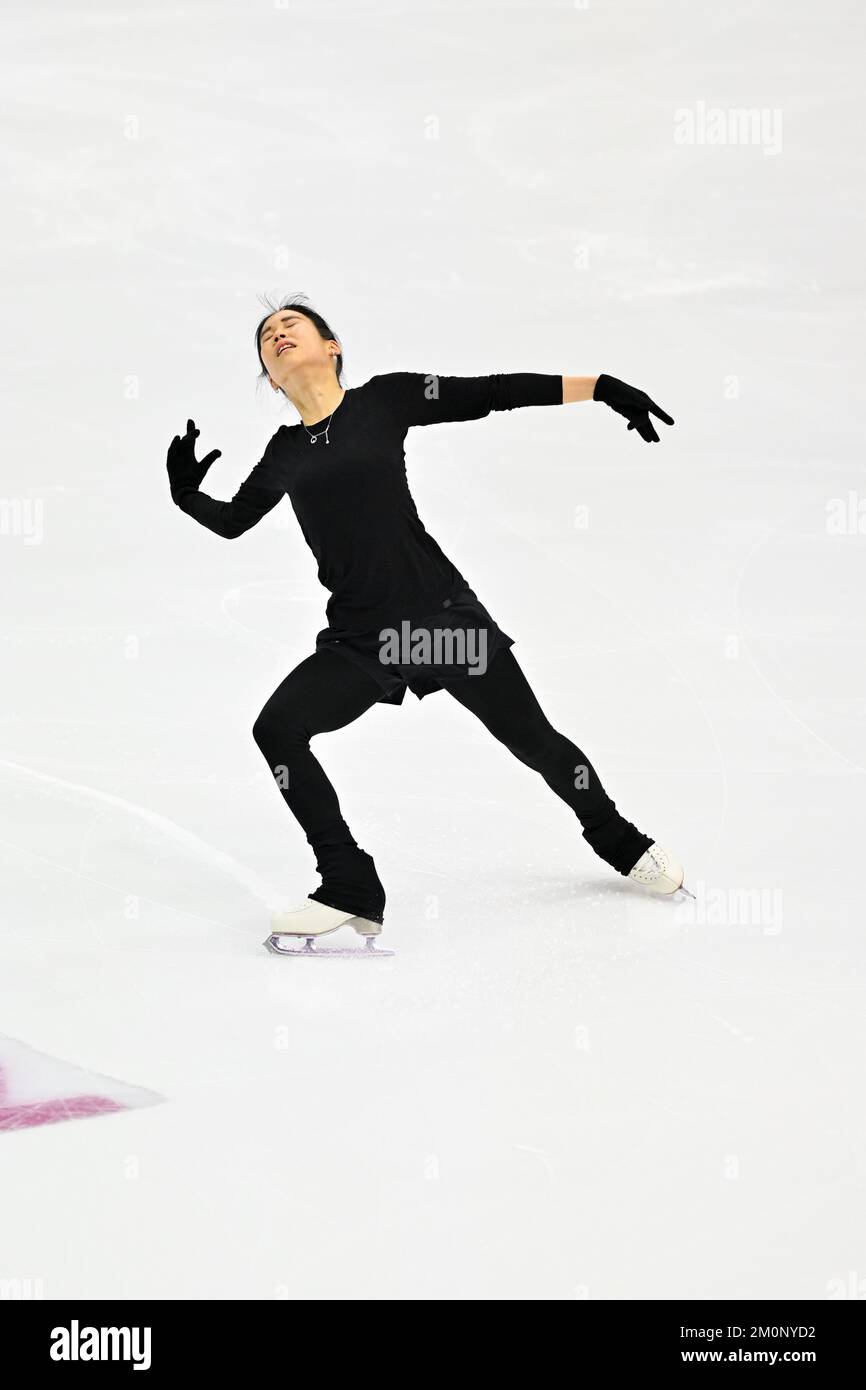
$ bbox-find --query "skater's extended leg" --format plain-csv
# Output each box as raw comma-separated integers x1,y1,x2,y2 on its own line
252,648,386,918
445,647,652,874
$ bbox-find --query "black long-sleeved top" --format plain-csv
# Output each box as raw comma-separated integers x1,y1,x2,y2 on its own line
177,371,562,632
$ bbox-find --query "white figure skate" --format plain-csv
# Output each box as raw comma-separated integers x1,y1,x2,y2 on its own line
263,899,394,957
627,843,695,899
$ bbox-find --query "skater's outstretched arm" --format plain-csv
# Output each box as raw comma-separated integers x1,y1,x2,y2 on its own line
369,371,674,444
368,371,563,428
167,419,286,538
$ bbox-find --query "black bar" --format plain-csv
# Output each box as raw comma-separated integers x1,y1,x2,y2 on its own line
2,1298,862,1374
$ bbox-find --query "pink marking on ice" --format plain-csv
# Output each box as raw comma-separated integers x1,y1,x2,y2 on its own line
0,1095,126,1131
0,1066,127,1131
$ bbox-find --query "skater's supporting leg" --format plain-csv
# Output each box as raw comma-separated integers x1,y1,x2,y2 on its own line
445,647,652,874
252,649,386,918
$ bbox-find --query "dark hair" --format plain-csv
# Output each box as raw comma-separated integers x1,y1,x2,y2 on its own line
254,292,344,394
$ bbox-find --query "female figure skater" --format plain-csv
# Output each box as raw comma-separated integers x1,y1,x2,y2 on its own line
167,296,689,955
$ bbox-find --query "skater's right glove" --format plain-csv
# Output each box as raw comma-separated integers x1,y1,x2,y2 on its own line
167,418,221,506
593,374,675,444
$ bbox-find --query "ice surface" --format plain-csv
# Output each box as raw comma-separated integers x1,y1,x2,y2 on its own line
0,0,864,1299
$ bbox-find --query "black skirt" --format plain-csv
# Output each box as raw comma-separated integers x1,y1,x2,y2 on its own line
314,587,513,705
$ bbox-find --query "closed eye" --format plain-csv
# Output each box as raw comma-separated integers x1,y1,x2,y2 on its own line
262,315,301,343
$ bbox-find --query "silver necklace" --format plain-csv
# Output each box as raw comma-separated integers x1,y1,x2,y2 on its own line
303,413,334,445
301,388,346,445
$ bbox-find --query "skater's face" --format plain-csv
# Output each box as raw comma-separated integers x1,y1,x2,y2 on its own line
259,310,341,391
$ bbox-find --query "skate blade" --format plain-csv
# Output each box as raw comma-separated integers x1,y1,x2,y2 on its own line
263,934,395,958
674,884,696,900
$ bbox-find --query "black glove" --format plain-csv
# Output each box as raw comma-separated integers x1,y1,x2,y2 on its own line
167,418,221,505
593,374,674,443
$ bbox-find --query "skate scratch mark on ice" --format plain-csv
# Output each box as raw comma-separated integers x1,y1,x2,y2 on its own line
733,514,866,774
486,516,729,848
470,90,570,192
0,758,282,905
708,1014,755,1044
398,790,555,840
659,955,842,1035
219,581,321,652
512,1144,555,1182
362,836,474,886
0,834,237,935
622,273,764,301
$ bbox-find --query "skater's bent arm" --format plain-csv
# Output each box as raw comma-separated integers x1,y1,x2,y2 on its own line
170,430,286,539
176,476,284,538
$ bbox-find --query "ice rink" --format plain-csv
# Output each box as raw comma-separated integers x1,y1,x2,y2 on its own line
1,0,864,1299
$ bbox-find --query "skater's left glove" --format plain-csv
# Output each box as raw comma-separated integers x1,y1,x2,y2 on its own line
593,374,674,444
166,418,221,505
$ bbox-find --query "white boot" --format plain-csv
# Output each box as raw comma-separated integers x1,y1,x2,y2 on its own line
263,899,393,956
627,843,690,896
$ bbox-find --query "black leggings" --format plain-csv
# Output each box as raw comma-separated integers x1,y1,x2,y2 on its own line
252,646,652,922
